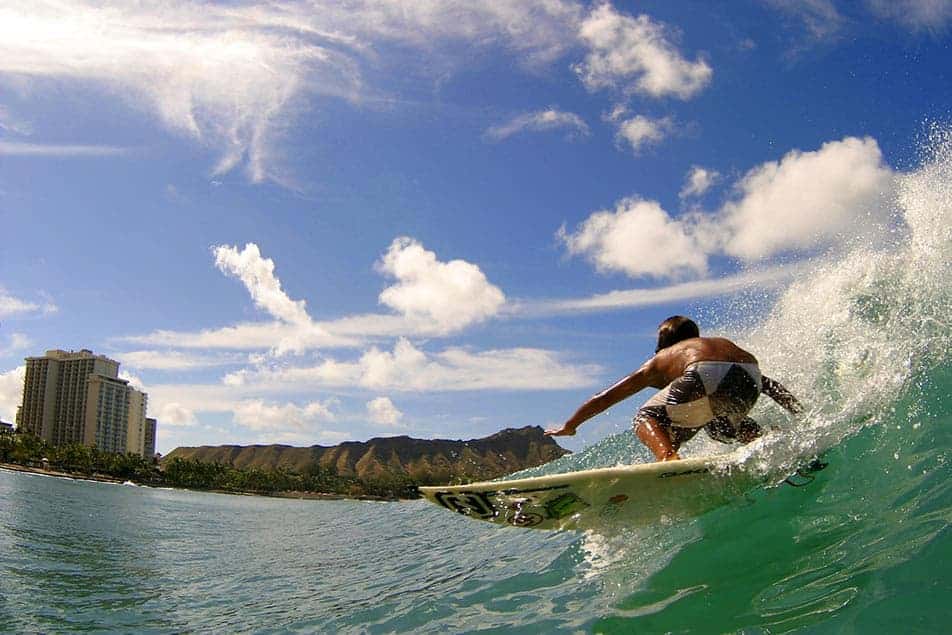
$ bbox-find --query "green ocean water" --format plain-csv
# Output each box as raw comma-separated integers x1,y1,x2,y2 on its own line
1,131,950,633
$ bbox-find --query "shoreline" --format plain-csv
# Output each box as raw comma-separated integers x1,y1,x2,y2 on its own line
0,462,127,485
0,462,404,502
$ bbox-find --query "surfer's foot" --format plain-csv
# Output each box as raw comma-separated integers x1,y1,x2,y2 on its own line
660,452,682,462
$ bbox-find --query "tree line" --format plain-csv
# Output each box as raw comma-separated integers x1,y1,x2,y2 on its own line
0,432,421,499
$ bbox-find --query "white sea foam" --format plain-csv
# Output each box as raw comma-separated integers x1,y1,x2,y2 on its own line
731,122,952,480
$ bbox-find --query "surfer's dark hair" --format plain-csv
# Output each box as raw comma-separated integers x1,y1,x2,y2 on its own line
656,316,700,353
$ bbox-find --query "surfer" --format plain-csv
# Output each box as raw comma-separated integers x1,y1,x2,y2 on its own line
545,316,802,461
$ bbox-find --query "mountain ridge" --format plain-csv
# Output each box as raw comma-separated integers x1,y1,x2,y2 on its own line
163,425,569,484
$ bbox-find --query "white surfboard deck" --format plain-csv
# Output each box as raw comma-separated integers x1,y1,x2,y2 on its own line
419,454,761,531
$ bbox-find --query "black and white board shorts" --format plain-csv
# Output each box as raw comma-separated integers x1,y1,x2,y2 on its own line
634,361,762,433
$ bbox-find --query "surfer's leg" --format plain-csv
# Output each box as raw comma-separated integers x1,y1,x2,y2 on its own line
633,406,696,461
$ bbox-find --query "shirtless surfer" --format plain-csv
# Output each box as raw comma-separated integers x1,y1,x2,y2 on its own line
545,316,802,462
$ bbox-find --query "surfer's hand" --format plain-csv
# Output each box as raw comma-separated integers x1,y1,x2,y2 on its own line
544,425,575,437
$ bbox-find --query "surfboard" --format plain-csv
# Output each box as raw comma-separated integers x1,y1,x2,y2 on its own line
418,454,761,531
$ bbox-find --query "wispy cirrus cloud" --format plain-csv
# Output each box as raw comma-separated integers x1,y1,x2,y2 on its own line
0,141,129,157
866,0,952,31
0,333,32,358
117,350,247,371
0,105,31,135
762,0,844,40
0,0,583,183
0,288,57,318
512,264,800,316
485,108,589,141
0,2,715,183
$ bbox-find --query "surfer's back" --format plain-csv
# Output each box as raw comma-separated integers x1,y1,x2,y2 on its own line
651,337,758,382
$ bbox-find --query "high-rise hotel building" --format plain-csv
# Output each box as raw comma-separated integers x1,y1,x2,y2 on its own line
17,349,153,455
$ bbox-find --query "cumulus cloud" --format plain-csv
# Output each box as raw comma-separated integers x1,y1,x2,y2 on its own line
866,0,952,31
214,243,311,325
123,237,506,355
156,402,197,427
0,0,584,182
574,3,712,99
366,397,403,426
719,136,895,259
0,366,24,422
560,136,896,280
485,108,589,141
614,115,674,153
117,370,146,393
232,399,336,432
558,197,707,279
679,166,720,199
376,237,506,334
223,338,600,392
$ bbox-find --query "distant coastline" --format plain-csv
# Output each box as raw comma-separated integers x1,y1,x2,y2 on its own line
0,463,396,501
1,462,126,485
0,426,568,502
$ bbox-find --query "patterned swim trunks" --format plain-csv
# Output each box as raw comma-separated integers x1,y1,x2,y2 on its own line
634,361,762,441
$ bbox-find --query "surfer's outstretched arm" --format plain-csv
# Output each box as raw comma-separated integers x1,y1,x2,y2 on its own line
761,376,803,415
545,361,659,436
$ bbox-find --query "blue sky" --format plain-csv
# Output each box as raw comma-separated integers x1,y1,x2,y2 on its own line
1,0,950,454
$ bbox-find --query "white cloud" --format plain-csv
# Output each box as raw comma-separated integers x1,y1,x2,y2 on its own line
0,141,128,157
0,333,31,358
156,402,197,427
214,243,311,325
720,136,895,260
121,321,357,353
574,4,712,99
866,0,952,31
223,338,600,393
123,237,506,353
0,104,31,135
485,108,589,141
679,166,720,199
366,397,403,426
117,370,145,393
513,263,800,316
561,136,897,280
376,237,506,334
763,0,843,39
614,115,674,153
558,197,707,279
118,350,244,371
0,366,24,422
0,289,51,317
232,399,336,432
0,1,584,182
